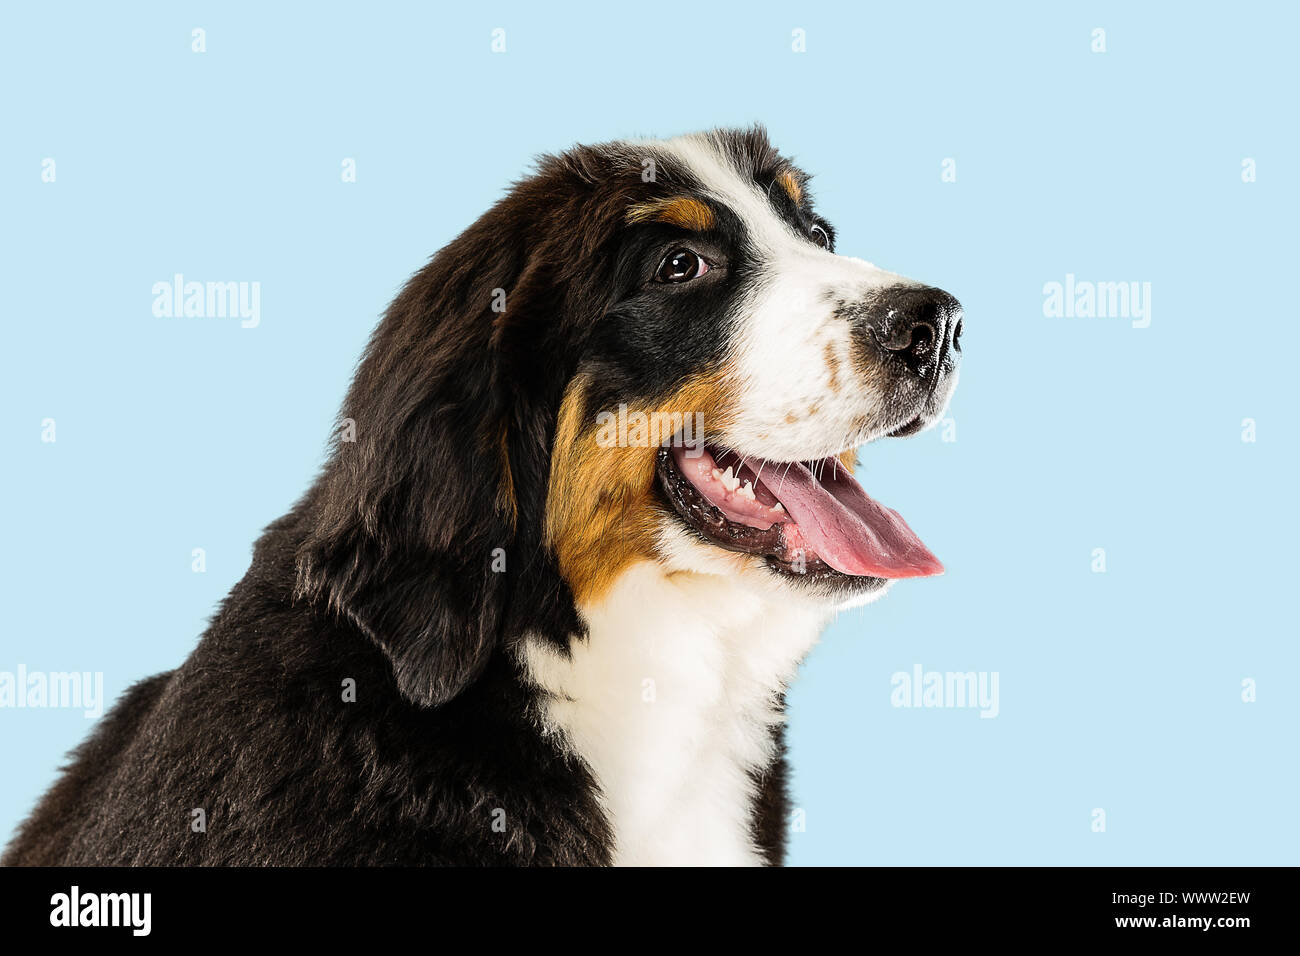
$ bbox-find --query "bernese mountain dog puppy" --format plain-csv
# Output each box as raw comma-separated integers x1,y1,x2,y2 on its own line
5,127,961,867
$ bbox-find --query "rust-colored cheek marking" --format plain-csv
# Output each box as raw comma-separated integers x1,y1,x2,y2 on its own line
625,196,716,232
777,169,803,205
546,372,736,605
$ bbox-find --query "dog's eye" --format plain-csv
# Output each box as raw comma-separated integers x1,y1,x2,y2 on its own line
655,249,710,283
810,224,831,249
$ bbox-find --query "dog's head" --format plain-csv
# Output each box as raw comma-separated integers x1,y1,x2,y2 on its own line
296,127,962,706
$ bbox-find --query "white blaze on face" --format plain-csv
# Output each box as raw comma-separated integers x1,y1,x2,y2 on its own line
656,133,923,463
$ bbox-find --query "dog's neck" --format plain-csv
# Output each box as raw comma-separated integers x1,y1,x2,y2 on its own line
519,562,829,866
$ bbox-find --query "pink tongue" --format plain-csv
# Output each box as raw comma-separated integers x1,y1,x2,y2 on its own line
769,460,943,578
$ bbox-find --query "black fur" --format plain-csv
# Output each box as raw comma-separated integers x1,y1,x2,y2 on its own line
4,128,808,866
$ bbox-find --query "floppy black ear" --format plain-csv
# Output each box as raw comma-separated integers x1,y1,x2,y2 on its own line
294,201,539,707
295,147,638,705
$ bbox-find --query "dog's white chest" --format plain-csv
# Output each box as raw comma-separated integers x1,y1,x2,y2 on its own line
521,564,825,866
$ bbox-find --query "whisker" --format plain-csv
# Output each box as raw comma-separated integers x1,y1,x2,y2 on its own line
775,460,796,495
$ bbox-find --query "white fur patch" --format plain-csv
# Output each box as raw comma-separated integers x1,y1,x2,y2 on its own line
520,561,833,866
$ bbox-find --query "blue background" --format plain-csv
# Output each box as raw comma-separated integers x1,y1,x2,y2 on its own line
2,1,1295,865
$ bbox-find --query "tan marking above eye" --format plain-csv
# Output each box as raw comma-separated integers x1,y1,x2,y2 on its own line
625,196,716,232
777,169,803,205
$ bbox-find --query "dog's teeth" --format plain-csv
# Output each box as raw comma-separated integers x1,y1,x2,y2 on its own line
773,502,785,513
737,481,756,501
720,467,740,492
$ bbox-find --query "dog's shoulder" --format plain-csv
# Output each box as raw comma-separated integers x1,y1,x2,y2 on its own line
2,670,174,866
7,517,610,867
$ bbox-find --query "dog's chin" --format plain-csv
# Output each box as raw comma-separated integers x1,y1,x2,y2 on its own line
652,515,894,611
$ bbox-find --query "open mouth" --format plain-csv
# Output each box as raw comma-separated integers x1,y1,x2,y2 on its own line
656,442,943,582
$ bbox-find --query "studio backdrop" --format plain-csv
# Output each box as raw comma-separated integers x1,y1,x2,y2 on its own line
1,1,1294,866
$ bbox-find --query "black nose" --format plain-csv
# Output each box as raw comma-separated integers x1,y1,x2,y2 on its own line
861,285,962,378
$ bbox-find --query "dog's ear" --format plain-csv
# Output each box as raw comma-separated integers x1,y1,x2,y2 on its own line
294,197,545,708
295,148,641,706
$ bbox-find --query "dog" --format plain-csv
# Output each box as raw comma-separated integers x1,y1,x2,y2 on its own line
4,127,961,866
